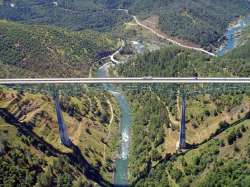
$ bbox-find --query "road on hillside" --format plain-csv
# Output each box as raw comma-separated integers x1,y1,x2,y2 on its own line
115,8,216,56
132,16,216,56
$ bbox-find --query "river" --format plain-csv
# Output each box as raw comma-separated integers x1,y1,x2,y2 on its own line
96,40,146,186
96,62,131,186
95,13,250,185
217,15,250,56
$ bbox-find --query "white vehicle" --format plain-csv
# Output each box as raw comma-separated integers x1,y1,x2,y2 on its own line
142,76,153,80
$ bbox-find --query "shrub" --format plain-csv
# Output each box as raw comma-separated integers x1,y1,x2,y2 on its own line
240,125,246,132
219,139,225,147
236,128,242,138
204,110,211,117
227,130,237,145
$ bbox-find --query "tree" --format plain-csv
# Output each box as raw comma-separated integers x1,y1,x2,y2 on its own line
227,130,237,145
151,150,162,161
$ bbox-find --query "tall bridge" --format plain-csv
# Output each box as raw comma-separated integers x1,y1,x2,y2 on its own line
1,77,250,149
1,77,250,84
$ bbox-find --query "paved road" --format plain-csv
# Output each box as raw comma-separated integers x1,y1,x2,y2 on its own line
1,77,250,84
133,16,216,57
110,40,125,64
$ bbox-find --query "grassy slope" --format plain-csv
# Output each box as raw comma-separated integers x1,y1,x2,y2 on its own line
0,86,120,184
125,89,250,184
136,119,250,187
0,20,117,78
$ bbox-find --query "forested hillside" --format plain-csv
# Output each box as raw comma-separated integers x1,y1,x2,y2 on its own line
117,37,250,77
1,0,249,48
0,86,120,186
1,1,250,186
115,29,250,185
0,0,130,31
135,120,250,186
0,20,117,78
109,0,250,48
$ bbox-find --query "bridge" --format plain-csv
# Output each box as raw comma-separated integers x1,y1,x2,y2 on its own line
1,77,250,84
1,77,250,150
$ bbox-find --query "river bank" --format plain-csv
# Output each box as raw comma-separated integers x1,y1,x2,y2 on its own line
217,15,250,56
96,58,131,186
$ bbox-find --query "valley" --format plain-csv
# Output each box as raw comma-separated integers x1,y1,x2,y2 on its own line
1,0,250,186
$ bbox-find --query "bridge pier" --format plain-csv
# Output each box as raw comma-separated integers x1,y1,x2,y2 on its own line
53,89,72,147
177,94,186,151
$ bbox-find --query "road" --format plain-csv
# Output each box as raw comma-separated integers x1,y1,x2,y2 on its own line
115,8,216,57
110,40,125,64
133,16,216,57
1,77,250,84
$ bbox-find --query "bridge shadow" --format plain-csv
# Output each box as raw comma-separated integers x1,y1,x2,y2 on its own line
0,108,112,187
67,144,112,187
193,111,250,148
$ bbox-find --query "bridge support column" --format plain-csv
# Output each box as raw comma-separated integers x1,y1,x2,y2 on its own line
177,94,186,150
53,89,72,147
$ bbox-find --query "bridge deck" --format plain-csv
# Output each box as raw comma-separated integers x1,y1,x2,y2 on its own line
1,77,250,84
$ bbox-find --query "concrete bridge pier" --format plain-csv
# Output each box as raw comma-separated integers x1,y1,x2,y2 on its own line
53,89,72,147
177,94,186,151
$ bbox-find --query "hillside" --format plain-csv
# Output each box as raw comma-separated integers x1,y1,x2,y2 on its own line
114,29,250,185
0,0,130,31
1,1,250,186
117,34,250,77
135,118,250,186
0,20,118,78
0,86,120,185
124,88,250,185
109,0,250,48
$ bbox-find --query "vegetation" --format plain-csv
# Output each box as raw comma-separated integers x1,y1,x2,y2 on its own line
0,86,120,184
117,35,250,77
110,0,250,48
0,19,118,78
0,0,130,31
114,27,250,185
134,120,250,186
126,91,170,182
1,1,250,186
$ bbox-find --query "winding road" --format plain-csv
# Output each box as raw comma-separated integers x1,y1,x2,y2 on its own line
132,16,216,56
115,8,216,56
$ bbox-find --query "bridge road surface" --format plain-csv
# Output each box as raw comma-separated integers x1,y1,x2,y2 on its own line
1,77,250,84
